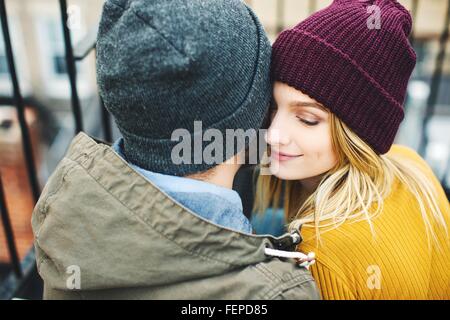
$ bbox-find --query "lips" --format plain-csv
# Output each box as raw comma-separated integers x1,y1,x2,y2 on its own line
271,151,302,161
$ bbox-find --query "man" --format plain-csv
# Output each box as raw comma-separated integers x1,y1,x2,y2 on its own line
31,0,320,299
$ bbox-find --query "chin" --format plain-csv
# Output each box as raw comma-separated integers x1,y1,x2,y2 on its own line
269,163,303,180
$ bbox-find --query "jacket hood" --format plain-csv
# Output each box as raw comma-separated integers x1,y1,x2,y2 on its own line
32,132,299,291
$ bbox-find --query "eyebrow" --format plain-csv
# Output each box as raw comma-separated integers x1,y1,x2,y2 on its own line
289,101,328,112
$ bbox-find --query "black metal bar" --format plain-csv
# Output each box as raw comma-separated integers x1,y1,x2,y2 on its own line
0,248,38,300
59,0,83,134
276,0,285,34
0,174,22,278
0,0,40,203
100,97,112,143
418,0,450,156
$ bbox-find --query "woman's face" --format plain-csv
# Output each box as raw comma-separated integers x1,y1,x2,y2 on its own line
266,82,337,187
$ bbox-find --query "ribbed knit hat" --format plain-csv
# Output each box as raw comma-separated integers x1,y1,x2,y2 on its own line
96,0,271,176
271,0,416,154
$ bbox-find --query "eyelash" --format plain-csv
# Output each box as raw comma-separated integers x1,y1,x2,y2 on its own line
270,106,319,126
297,117,319,126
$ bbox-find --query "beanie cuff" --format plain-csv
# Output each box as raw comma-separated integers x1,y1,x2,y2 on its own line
272,29,405,154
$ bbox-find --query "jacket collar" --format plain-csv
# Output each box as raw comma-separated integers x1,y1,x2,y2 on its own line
67,132,302,262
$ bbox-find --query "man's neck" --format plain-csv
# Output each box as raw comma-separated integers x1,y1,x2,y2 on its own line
186,162,241,190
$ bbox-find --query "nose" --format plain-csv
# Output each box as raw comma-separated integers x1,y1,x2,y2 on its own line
265,111,290,146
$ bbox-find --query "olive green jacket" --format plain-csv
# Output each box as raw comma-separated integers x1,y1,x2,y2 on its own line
31,132,320,300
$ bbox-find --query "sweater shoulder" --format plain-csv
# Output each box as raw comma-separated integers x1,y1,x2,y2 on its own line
388,144,449,214
388,144,433,174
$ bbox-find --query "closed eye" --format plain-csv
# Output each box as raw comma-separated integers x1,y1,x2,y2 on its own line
297,117,319,126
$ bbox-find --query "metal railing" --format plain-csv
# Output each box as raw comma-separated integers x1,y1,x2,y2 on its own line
0,0,449,300
0,0,40,299
0,0,110,300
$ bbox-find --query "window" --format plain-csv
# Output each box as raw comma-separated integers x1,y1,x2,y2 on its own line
0,17,31,96
35,16,92,99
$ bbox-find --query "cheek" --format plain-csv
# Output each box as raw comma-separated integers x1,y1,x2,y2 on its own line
293,126,332,155
312,135,335,165
315,141,336,171
294,126,336,170
269,124,337,180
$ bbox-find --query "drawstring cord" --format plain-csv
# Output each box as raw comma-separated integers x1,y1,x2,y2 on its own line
264,231,315,269
264,247,316,269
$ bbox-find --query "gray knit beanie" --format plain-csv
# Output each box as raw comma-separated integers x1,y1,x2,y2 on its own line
96,0,272,176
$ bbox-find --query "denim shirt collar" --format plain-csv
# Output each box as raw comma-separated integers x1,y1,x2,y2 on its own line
111,138,253,234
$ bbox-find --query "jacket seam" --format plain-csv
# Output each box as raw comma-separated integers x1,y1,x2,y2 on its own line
36,161,79,239
253,263,317,299
263,275,317,300
39,162,78,214
254,263,283,282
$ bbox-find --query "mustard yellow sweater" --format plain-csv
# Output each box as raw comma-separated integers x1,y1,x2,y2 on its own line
299,145,450,300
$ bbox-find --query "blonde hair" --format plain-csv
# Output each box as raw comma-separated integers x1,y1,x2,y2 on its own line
254,113,448,249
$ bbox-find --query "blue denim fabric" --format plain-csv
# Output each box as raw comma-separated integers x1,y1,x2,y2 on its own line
112,138,253,234
251,208,286,237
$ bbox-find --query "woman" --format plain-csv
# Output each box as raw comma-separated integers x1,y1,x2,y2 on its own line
254,0,450,299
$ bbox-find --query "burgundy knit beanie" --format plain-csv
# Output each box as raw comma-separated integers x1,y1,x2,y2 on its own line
271,0,417,154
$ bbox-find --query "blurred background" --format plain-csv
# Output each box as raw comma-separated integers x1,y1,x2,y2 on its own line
0,0,449,299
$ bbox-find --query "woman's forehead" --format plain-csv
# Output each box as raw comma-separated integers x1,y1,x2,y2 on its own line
274,82,328,112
